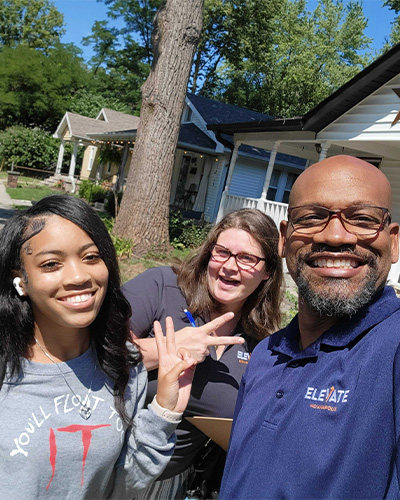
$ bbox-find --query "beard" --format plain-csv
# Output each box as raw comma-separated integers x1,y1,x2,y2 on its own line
295,249,379,318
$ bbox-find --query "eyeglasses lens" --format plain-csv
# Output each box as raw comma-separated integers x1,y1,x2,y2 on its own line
211,245,258,269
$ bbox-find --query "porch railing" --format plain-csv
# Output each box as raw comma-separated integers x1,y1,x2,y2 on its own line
217,193,288,230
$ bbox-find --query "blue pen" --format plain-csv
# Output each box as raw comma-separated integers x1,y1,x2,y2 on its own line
183,308,196,327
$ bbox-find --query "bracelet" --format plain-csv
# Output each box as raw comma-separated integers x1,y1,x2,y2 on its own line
149,396,183,423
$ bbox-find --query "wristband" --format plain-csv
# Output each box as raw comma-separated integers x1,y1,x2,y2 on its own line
149,396,183,423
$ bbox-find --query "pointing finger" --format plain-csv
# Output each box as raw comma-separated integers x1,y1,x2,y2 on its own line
207,336,245,347
200,312,235,334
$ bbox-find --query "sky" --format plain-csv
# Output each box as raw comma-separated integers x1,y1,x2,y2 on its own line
53,0,397,63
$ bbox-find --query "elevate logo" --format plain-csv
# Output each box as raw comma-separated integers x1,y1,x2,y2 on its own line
304,386,350,412
237,351,250,364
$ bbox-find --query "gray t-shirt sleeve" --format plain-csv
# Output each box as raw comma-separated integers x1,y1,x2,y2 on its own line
109,363,178,498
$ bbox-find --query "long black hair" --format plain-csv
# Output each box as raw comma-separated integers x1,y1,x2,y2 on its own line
0,194,139,424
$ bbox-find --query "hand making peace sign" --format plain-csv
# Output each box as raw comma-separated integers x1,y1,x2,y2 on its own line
154,317,197,413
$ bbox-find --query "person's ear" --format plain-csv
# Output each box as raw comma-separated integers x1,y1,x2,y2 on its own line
389,222,400,264
279,220,288,258
12,277,26,297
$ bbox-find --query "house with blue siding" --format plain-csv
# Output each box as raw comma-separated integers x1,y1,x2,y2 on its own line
53,93,306,222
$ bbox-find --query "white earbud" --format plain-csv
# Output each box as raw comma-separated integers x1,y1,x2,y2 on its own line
13,277,25,297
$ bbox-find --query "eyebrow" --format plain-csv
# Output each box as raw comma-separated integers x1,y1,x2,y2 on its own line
33,243,98,257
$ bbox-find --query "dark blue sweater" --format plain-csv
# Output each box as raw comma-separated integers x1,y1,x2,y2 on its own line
220,286,400,499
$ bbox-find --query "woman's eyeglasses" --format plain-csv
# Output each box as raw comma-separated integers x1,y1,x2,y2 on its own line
210,243,265,270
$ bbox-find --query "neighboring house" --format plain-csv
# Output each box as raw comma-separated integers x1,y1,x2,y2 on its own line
52,95,307,222
207,42,400,283
52,108,140,183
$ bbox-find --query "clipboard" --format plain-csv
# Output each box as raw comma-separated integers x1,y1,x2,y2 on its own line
186,416,233,451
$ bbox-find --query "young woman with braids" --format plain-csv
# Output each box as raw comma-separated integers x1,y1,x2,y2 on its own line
123,208,283,499
0,195,197,499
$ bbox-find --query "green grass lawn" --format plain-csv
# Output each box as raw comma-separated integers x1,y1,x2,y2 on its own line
6,185,56,201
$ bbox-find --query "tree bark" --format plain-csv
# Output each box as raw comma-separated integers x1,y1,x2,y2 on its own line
114,0,204,255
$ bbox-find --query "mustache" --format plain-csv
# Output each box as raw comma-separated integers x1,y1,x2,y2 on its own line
308,244,359,255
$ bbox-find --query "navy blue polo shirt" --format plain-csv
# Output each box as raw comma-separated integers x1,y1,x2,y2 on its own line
220,286,400,500
123,266,256,479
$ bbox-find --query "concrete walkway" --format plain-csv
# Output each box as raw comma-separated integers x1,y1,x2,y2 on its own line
0,180,16,230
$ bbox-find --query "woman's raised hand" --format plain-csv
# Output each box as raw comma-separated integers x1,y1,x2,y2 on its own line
155,317,196,413
174,312,244,363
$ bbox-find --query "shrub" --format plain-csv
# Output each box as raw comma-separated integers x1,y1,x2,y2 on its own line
169,208,185,242
170,209,210,249
79,180,108,203
104,190,123,216
101,217,134,259
0,126,58,171
281,291,299,327
176,223,210,249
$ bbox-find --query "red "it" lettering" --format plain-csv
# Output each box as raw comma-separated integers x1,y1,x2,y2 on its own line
47,424,110,490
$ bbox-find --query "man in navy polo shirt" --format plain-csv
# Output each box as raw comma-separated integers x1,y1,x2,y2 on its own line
220,155,400,499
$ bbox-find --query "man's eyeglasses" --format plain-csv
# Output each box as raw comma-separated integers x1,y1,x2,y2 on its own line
288,205,391,237
210,243,266,270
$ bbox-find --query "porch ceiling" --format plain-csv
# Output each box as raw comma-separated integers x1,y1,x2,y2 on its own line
232,132,400,163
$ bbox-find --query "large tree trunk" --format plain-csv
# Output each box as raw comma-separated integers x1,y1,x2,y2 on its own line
114,0,204,255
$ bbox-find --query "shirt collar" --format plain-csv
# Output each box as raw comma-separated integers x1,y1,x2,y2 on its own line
270,286,400,358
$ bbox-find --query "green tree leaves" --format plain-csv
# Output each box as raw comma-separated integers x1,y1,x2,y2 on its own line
0,0,65,51
201,0,371,117
0,125,59,169
0,44,89,130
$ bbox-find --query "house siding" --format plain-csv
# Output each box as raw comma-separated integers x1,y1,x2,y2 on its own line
204,158,228,221
381,159,400,224
229,158,265,198
319,73,400,143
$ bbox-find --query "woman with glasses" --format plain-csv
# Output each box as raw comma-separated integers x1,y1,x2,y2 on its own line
123,208,283,500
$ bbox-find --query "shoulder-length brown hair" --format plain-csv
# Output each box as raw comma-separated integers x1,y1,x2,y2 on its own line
172,209,283,340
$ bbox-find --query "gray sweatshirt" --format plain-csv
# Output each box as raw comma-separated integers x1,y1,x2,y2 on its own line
0,346,179,499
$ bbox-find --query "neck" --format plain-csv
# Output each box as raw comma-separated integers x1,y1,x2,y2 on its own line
297,296,338,350
219,299,246,316
31,325,90,363
210,311,241,336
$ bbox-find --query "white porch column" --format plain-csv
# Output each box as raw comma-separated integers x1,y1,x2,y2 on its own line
260,141,280,200
56,140,65,175
224,141,241,193
68,142,79,177
318,141,331,161
116,143,130,191
216,141,242,221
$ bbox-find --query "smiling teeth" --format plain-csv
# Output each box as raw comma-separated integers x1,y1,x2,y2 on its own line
220,277,238,283
64,293,92,304
314,258,358,269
